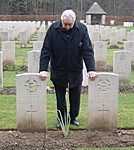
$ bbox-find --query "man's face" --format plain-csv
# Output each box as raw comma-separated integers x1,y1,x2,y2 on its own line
62,17,74,31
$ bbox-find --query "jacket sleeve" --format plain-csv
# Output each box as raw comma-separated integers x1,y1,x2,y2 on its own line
39,26,53,72
82,25,96,72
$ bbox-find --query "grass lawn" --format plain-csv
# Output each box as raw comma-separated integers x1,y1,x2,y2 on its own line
0,93,133,130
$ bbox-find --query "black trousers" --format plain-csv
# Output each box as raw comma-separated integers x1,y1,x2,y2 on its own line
53,82,82,121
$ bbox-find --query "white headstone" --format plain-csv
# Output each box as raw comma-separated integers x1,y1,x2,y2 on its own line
8,30,14,41
124,41,134,63
0,32,9,41
100,29,108,41
120,28,126,40
2,41,15,66
90,31,100,45
16,73,47,132
19,31,28,47
127,31,134,41
38,31,46,41
0,52,3,88
94,41,107,70
28,51,40,73
82,62,88,86
116,30,123,43
110,31,118,47
88,72,119,129
113,51,131,86
33,41,43,51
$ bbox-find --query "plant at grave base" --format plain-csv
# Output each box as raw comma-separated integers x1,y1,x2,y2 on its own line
57,110,70,137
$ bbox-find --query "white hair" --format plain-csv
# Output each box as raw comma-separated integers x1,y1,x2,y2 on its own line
61,9,76,22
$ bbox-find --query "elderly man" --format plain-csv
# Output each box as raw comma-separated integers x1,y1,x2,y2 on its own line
39,9,97,129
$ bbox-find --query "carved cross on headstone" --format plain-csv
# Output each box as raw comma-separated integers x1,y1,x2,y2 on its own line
98,104,108,125
27,104,37,128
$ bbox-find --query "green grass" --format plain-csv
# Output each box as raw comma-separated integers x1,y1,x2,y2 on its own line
0,95,16,129
3,71,25,88
118,94,134,128
116,25,134,33
0,93,134,130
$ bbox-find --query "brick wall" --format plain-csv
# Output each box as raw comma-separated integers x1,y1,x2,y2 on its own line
106,16,134,25
0,15,133,25
0,15,60,22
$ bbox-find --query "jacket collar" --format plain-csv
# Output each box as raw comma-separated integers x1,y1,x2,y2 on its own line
54,20,79,30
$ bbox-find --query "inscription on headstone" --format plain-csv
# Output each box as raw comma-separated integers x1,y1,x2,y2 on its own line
28,51,40,73
88,73,119,129
16,73,47,132
113,51,131,86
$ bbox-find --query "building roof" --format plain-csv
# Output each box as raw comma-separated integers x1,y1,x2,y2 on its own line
86,2,107,15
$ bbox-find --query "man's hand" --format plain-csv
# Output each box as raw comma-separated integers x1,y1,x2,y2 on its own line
87,71,97,81
39,71,49,80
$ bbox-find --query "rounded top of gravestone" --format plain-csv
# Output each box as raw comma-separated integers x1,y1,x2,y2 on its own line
96,72,119,77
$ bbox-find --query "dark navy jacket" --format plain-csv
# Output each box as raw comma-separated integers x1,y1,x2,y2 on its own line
39,20,95,88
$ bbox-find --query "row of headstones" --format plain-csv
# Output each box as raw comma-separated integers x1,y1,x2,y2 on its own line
0,40,134,88
19,21,53,47
83,40,134,87
16,72,119,132
0,40,43,88
123,22,134,27
94,41,134,65
0,22,37,43
86,25,134,45
0,21,51,47
1,21,133,48
1,39,134,67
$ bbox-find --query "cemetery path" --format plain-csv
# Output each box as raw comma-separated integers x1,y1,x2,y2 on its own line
0,129,134,149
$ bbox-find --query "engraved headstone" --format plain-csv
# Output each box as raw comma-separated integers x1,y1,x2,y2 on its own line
1,32,9,41
33,41,43,51
28,51,40,73
100,29,108,41
110,31,118,47
88,73,119,129
0,52,3,88
124,41,134,63
38,31,46,41
19,31,28,47
90,31,100,45
116,30,123,43
2,41,15,66
8,30,14,41
120,28,126,40
127,31,134,41
113,51,131,86
94,41,107,70
16,73,47,132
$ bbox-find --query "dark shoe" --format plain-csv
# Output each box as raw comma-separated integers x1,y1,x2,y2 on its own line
56,122,61,129
70,119,80,126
